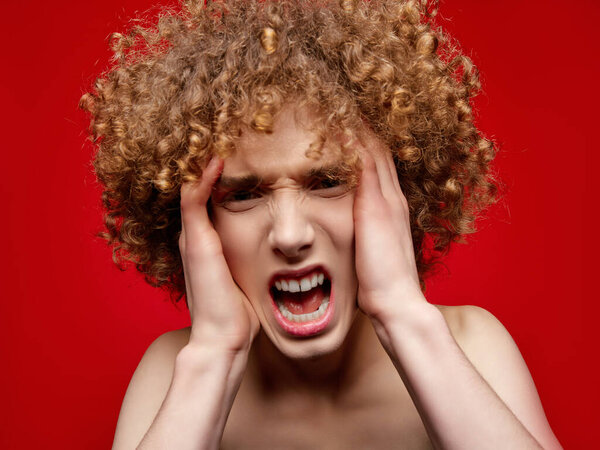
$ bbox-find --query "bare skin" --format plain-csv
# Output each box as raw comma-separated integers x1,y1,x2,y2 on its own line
112,109,561,449
114,307,555,449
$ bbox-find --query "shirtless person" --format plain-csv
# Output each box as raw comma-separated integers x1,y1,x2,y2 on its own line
82,0,562,448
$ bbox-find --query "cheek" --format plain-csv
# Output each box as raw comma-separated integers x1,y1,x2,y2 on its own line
212,212,258,280
314,195,358,298
315,194,355,252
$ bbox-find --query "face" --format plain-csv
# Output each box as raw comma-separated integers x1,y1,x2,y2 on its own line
210,107,358,359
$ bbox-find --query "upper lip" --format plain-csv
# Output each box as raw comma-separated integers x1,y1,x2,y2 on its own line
268,264,330,287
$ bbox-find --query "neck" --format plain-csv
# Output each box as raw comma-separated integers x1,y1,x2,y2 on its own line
248,312,383,398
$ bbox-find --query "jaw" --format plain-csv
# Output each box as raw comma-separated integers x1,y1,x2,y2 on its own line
251,307,369,387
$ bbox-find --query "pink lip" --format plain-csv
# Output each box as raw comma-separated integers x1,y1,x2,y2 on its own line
268,263,326,286
268,265,334,337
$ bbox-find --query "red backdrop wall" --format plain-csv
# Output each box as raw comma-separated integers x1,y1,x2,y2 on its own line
1,0,598,447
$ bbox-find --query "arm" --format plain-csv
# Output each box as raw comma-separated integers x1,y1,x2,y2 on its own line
112,332,249,450
135,339,249,449
371,301,560,449
112,157,259,450
353,139,561,449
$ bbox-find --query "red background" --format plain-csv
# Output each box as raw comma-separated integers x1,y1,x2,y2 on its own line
1,0,598,447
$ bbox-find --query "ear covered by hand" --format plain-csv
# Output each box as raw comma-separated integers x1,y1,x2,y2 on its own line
353,132,426,323
179,157,260,353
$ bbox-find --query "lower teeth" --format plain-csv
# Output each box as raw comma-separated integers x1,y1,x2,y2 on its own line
277,297,330,323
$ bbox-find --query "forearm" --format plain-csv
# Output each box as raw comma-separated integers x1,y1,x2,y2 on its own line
371,301,542,450
137,342,248,450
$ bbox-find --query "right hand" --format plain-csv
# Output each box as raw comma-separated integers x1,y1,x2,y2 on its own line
179,157,260,354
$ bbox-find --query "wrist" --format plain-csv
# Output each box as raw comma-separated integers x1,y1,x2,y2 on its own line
174,341,249,381
188,322,255,355
380,300,444,337
177,337,250,362
368,296,445,357
365,282,429,326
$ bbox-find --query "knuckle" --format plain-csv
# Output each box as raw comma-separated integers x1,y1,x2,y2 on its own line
180,182,201,210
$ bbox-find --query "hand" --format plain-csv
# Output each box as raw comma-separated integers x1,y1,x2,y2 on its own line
353,133,426,323
179,157,260,353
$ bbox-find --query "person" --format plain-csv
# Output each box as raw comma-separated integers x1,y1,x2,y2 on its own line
81,0,562,448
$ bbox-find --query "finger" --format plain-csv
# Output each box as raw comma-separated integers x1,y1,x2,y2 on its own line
384,149,402,195
356,150,382,204
359,129,398,200
375,149,400,201
180,157,224,234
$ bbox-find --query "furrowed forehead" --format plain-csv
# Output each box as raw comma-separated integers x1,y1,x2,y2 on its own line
215,163,353,190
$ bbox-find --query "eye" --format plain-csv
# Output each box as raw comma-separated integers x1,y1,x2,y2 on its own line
310,177,344,190
213,189,264,212
224,190,261,202
308,176,350,197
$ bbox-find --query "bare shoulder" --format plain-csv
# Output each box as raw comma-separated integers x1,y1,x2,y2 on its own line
436,304,529,386
435,305,561,449
436,304,507,348
435,305,533,375
112,327,191,449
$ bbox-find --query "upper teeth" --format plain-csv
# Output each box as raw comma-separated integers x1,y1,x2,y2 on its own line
274,272,325,293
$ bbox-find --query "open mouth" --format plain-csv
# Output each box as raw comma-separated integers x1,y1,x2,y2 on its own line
269,267,334,336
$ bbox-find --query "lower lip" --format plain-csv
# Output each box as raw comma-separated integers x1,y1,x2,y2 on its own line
270,285,335,337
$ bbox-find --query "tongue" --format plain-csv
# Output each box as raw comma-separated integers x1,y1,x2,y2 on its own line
280,286,326,315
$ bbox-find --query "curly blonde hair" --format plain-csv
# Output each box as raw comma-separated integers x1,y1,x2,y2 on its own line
81,0,497,301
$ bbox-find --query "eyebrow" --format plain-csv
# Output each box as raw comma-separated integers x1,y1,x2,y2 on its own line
215,174,263,191
306,165,348,180
215,164,350,191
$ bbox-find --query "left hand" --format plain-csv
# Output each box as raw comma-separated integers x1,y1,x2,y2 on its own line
353,131,426,323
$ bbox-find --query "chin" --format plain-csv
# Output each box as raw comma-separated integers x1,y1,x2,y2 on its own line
259,298,358,361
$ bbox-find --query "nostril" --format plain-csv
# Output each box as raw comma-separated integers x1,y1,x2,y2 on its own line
273,246,308,259
269,222,314,258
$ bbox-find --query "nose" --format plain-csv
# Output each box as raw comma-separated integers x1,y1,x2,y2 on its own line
268,195,315,260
